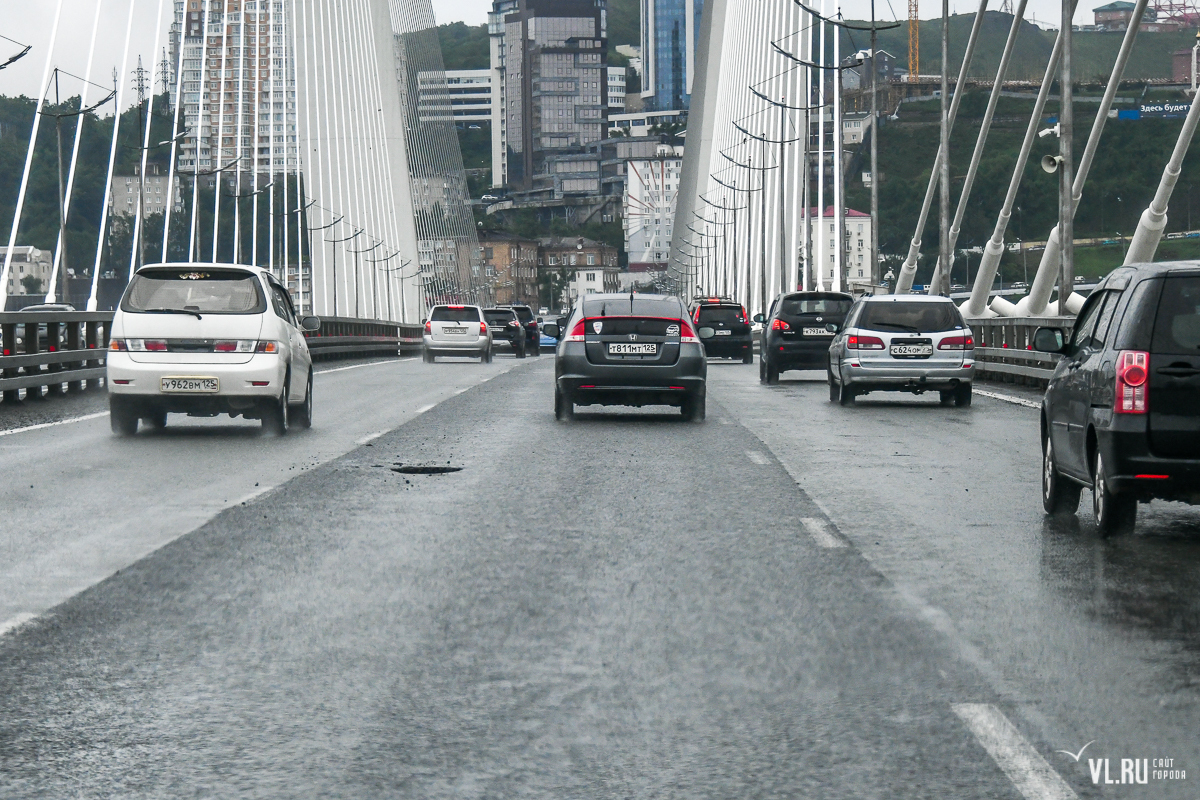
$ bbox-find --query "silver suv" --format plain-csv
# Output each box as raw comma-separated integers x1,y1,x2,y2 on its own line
827,295,975,406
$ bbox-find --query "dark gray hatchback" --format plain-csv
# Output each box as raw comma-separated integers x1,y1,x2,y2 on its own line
551,294,707,421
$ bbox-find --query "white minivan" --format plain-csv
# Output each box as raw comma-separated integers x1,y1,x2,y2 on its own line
107,263,319,435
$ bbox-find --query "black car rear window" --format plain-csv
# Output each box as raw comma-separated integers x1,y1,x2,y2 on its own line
431,306,481,322
858,301,962,333
506,306,534,322
698,306,744,324
780,296,852,316
123,268,266,314
582,297,682,319
1151,276,1200,354
484,310,516,324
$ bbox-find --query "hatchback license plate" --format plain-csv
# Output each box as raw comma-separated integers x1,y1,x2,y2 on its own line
608,343,658,355
715,329,732,336
890,344,933,357
803,327,833,336
161,377,219,393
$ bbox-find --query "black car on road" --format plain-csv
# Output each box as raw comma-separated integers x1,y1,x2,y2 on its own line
549,293,707,421
498,304,541,356
484,307,527,357
692,298,753,362
1036,262,1200,535
755,291,853,383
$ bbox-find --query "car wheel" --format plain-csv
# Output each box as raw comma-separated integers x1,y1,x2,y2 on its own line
291,370,313,429
742,347,754,364
423,349,434,363
482,349,493,364
682,392,706,422
516,343,526,358
143,407,168,429
828,366,839,402
939,390,954,406
759,354,767,383
1093,450,1136,536
110,396,139,436
954,383,973,407
766,359,780,385
554,387,573,421
262,378,290,435
1042,431,1081,515
838,378,856,406
532,339,541,356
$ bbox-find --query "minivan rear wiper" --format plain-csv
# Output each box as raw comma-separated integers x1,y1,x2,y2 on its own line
142,307,203,319
871,321,921,334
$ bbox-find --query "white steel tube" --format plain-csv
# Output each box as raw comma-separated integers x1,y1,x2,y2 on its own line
1125,88,1200,264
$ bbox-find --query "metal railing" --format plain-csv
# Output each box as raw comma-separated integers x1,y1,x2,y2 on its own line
968,316,1076,387
0,310,424,401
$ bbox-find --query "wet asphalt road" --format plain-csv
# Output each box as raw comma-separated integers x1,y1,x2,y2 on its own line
1,356,1198,798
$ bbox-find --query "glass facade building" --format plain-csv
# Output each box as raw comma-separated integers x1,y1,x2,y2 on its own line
641,0,704,112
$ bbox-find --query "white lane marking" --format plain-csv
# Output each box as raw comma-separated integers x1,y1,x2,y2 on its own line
952,703,1077,800
233,483,279,506
416,404,436,414
0,612,37,638
316,358,414,375
975,388,1041,409
356,430,389,445
0,411,109,439
746,450,770,465
800,517,848,549
454,388,469,395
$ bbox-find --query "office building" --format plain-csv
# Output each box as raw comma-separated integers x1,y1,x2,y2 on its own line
623,143,683,270
809,207,874,290
109,165,184,218
640,0,704,112
425,69,494,124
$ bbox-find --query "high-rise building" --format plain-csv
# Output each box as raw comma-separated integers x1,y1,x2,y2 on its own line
489,0,609,190
623,143,682,270
640,0,704,112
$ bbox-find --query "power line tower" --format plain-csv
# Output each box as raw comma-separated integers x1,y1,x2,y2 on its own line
999,0,1014,13
908,0,920,81
159,47,172,98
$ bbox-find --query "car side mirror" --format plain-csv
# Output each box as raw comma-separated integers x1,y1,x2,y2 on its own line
825,323,839,333
697,326,716,340
1033,327,1065,353
542,323,560,338
537,317,544,324
300,316,321,332
752,313,764,323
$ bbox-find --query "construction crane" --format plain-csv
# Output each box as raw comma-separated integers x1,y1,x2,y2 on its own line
908,0,919,82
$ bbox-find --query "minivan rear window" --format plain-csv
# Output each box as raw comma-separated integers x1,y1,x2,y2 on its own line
859,301,962,333
1152,276,1200,354
697,306,744,324
780,296,852,316
123,268,266,314
431,306,481,322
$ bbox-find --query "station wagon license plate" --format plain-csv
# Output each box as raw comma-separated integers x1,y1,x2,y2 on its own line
161,377,219,393
608,343,658,355
890,344,933,357
802,327,833,336
444,327,467,335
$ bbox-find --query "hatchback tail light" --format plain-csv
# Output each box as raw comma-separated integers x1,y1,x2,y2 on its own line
679,319,700,344
1115,350,1149,414
847,334,884,350
771,319,790,331
424,320,432,334
564,319,588,342
938,335,975,350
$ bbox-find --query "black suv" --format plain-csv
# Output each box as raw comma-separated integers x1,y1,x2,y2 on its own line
483,307,527,357
498,304,541,356
1036,262,1200,535
755,291,854,383
692,299,753,362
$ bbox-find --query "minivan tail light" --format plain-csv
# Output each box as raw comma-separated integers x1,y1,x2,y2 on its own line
564,319,587,342
938,335,975,350
1115,350,1149,414
771,319,790,331
847,334,884,350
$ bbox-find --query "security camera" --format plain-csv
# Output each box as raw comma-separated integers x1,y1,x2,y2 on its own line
1038,124,1060,139
1041,154,1065,174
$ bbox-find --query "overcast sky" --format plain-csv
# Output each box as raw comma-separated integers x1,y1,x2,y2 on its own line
2,0,1093,105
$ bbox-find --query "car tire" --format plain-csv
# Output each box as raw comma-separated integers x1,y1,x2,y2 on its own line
1042,431,1081,515
482,349,493,364
742,348,754,364
759,354,767,383
516,343,526,358
682,392,706,422
532,339,541,356
554,387,573,421
828,366,839,402
838,378,856,406
954,383,973,407
423,349,434,363
143,407,168,429
291,370,313,429
766,359,780,385
110,396,139,436
939,390,955,406
262,378,290,435
1093,450,1136,536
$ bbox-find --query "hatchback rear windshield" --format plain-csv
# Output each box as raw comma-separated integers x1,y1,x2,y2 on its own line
1152,276,1200,354
484,310,516,324
123,268,266,314
431,306,481,322
858,301,962,333
698,306,744,324
780,296,852,316
583,297,682,319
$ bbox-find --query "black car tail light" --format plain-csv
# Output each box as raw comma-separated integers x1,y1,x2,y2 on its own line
1115,350,1149,414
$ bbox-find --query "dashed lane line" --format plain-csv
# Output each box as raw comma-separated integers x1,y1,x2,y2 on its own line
952,703,1077,800
316,358,415,375
0,411,110,439
975,388,1042,409
800,517,848,549
0,613,37,639
356,430,390,445
415,404,436,414
746,450,770,465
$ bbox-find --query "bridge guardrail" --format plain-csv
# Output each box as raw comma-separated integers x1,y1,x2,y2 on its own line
967,316,1076,388
1,311,423,401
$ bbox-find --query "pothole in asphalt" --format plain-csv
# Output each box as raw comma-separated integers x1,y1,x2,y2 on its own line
390,464,463,475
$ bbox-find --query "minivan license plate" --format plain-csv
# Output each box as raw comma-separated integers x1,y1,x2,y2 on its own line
161,377,219,393
608,343,657,355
